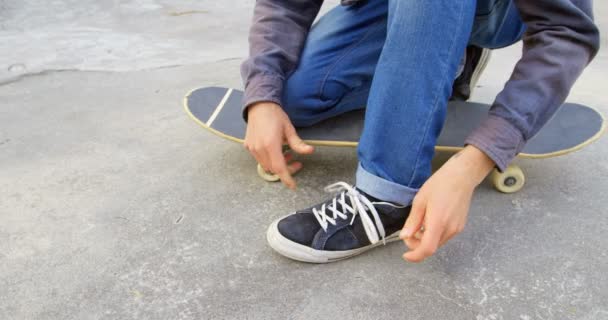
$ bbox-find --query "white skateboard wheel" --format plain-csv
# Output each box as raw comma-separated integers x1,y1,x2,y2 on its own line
490,164,525,193
257,163,280,182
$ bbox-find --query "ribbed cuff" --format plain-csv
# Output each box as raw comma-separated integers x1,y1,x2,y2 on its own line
242,75,285,121
464,114,525,172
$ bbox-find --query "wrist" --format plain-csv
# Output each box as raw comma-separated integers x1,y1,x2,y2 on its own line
453,145,495,186
247,101,281,118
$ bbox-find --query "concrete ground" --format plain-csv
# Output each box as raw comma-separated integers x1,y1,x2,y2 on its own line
1,1,607,319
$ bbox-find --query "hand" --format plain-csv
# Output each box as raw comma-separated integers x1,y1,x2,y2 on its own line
244,102,314,189
399,145,495,263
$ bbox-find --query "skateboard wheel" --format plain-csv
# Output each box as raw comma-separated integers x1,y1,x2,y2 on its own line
257,163,280,182
490,165,525,193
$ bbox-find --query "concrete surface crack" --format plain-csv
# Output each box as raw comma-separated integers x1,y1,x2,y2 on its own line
215,57,243,63
0,64,189,86
1,68,81,86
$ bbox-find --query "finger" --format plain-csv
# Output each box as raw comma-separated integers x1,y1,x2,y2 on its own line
253,149,272,173
285,124,314,155
269,144,296,190
284,153,304,175
439,225,460,247
439,233,452,248
245,144,267,172
403,218,442,263
287,161,303,175
404,236,421,251
400,196,427,240
284,152,293,163
403,228,424,250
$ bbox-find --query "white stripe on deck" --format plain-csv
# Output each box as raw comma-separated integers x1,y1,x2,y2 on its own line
206,88,233,126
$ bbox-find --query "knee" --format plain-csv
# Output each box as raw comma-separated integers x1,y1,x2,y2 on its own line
283,73,349,126
281,72,318,126
470,0,525,49
284,72,349,107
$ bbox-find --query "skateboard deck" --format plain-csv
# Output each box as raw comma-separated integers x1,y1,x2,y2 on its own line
184,86,605,192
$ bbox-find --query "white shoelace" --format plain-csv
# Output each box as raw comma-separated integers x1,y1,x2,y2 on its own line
312,182,386,244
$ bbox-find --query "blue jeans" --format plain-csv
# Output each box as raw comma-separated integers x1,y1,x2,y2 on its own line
283,0,525,205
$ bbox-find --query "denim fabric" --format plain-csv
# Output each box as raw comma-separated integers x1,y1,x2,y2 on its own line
470,0,526,48
282,0,524,205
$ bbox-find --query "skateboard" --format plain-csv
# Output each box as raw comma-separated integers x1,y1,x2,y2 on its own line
184,86,605,193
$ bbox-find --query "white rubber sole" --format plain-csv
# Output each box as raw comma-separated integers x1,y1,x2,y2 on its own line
266,216,402,263
469,48,492,97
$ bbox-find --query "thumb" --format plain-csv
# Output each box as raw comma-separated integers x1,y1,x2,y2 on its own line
285,123,314,155
400,196,426,239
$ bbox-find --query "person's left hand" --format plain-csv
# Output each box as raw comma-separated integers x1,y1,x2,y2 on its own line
399,145,495,263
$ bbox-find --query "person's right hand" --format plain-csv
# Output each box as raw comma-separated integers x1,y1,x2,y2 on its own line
244,102,314,190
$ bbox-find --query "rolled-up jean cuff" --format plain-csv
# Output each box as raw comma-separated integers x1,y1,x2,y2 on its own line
355,164,418,206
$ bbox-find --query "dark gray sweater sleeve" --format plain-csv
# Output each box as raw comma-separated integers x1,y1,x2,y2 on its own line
465,0,600,171
240,0,324,117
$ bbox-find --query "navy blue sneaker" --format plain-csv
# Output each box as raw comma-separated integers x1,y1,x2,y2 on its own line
266,182,410,263
451,45,491,101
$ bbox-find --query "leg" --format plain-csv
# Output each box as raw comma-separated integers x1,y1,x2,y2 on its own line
356,0,478,205
357,0,525,205
265,0,529,263
470,0,526,49
453,0,526,101
282,1,388,127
